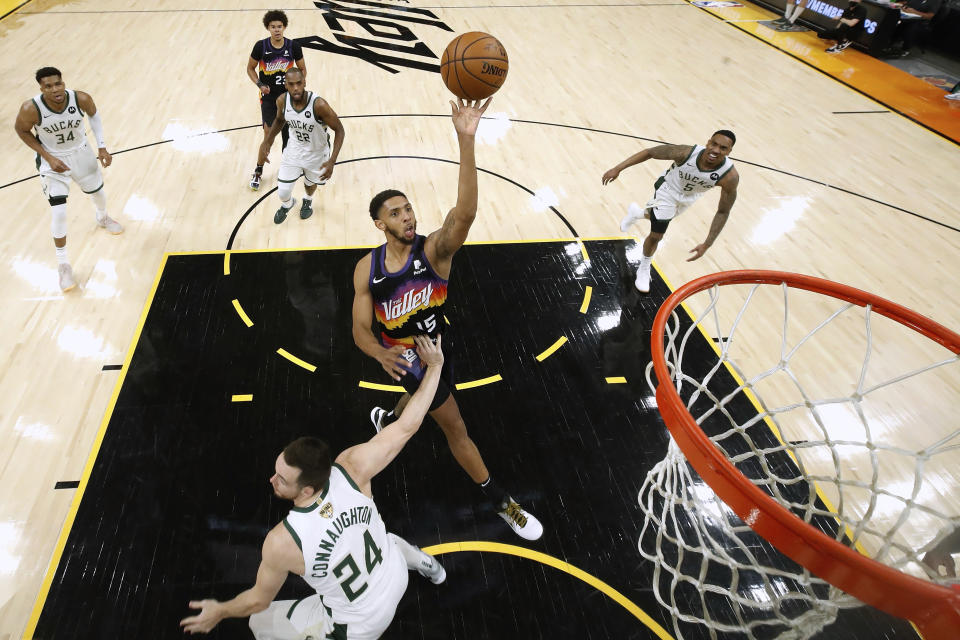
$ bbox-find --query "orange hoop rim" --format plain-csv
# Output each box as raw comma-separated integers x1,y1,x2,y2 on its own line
650,270,960,639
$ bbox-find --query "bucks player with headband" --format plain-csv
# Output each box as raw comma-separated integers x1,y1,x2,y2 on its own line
258,67,345,225
602,130,739,293
14,67,123,292
181,335,448,638
351,98,543,541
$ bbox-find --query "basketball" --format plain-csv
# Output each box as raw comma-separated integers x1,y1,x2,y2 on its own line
440,32,509,100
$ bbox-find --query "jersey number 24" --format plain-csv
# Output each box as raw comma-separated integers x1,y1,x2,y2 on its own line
331,530,383,602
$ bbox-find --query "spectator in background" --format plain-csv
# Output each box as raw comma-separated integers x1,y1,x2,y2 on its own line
817,0,867,52
772,0,808,30
881,0,943,57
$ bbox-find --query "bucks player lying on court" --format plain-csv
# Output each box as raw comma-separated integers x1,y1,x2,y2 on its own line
601,130,739,293
258,67,345,225
352,98,543,541
180,335,446,639
14,66,124,292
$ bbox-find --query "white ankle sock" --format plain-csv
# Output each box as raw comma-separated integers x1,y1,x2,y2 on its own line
55,246,68,265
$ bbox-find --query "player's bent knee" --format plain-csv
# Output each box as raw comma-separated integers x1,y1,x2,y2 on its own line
277,181,294,202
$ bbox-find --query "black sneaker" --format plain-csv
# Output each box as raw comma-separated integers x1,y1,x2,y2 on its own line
274,198,296,224
300,199,314,220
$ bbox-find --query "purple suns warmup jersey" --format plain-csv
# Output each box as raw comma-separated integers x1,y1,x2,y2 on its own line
369,235,447,354
251,37,303,98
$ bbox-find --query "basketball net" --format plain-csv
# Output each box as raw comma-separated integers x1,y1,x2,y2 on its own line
638,271,960,640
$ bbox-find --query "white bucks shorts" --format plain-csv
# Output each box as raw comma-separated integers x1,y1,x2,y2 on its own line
39,144,103,198
278,148,331,187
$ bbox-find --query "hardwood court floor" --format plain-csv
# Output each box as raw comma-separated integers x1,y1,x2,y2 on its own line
0,0,957,638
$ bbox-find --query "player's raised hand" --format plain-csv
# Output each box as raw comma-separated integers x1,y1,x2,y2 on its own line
414,334,443,368
450,97,491,137
377,344,409,381
601,167,621,185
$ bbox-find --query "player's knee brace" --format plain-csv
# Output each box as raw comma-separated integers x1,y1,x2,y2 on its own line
50,202,68,238
277,181,294,203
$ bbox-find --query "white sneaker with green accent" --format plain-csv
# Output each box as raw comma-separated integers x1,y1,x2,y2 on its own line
498,498,543,541
635,261,651,293
416,552,446,585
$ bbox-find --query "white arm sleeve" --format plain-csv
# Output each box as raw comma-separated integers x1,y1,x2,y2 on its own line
88,111,106,148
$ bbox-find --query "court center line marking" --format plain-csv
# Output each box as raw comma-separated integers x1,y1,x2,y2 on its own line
232,299,254,327
455,374,502,390
231,394,253,402
422,541,676,640
536,336,568,362
580,286,593,314
276,348,317,373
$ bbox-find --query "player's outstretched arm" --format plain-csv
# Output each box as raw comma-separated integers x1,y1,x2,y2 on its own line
688,168,739,261
314,97,345,182
336,335,443,495
258,95,287,165
351,255,409,381
179,525,292,634
427,98,492,265
602,144,692,184
76,91,111,167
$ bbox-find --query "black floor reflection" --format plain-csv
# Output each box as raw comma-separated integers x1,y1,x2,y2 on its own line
33,241,917,639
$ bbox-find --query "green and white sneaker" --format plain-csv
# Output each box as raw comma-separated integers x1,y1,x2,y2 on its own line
300,199,314,220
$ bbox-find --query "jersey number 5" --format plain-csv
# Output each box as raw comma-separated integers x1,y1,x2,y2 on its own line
331,530,383,602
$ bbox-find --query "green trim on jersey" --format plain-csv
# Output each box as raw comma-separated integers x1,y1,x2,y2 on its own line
31,98,42,124
39,93,68,115
326,622,348,639
313,97,324,123
82,182,104,195
681,145,697,166
332,463,360,491
285,595,309,620
290,91,312,114
283,518,303,550
714,164,734,181
652,175,665,192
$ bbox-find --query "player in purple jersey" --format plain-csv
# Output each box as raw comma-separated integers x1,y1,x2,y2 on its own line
351,98,543,541
246,9,305,191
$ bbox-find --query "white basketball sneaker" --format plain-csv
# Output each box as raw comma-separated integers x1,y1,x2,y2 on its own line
497,498,544,541
416,551,446,585
97,215,124,234
58,263,77,292
635,261,651,293
620,202,644,232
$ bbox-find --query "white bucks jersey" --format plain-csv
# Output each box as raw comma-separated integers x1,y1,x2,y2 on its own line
284,464,404,621
650,144,734,216
33,90,88,156
284,91,330,156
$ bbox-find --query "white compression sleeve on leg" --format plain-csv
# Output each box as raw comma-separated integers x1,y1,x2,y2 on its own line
51,203,68,238
790,4,804,21
90,188,107,216
88,111,106,148
277,181,294,204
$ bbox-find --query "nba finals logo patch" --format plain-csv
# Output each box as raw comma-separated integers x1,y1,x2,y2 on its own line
319,502,334,518
299,0,453,74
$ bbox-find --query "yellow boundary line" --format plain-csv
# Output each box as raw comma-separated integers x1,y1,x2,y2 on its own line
535,336,567,362
358,381,405,392
23,254,171,639
231,394,253,402
231,299,253,327
605,377,627,384
455,374,502,390
421,541,675,640
223,251,231,275
276,348,317,373
579,286,593,314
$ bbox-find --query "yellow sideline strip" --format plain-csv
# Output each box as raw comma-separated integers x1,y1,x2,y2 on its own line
535,336,568,362
276,348,317,373
223,251,231,275
579,286,592,314
605,377,627,384
421,541,676,640
455,374,502,390
231,394,253,402
231,299,254,327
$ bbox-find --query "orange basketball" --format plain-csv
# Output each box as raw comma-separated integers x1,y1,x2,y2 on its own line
440,32,509,100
